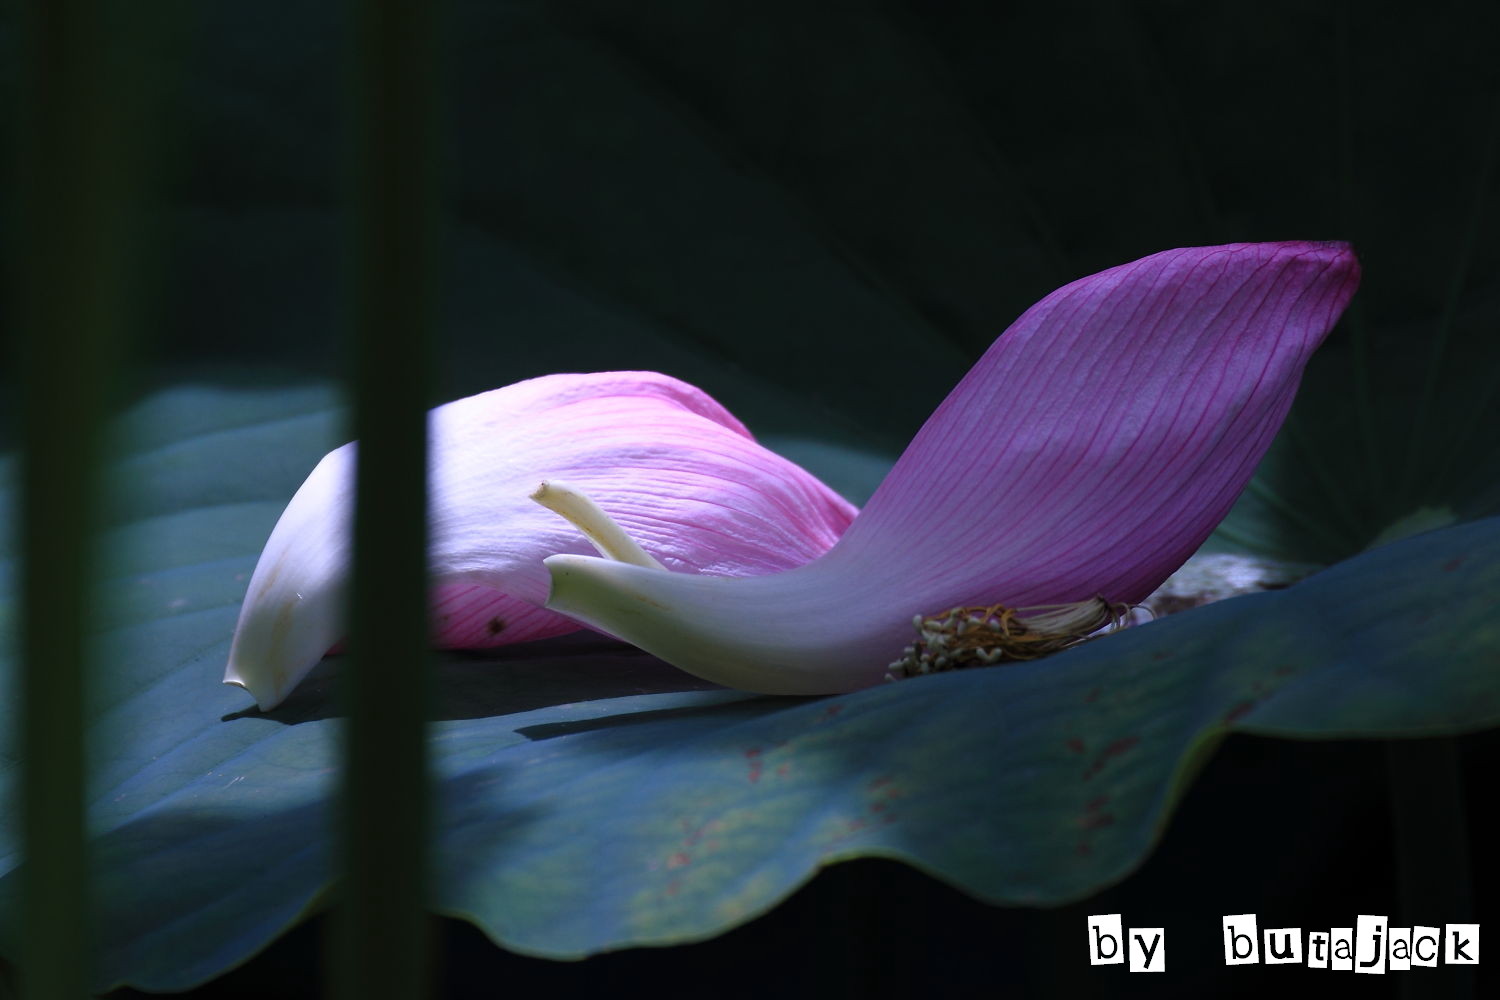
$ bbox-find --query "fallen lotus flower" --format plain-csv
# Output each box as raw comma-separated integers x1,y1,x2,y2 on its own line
537,242,1360,693
224,371,856,710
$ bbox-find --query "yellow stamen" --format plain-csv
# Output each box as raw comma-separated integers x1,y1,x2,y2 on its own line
886,596,1133,680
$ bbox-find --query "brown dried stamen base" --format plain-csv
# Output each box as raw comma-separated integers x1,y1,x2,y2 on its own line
886,597,1132,681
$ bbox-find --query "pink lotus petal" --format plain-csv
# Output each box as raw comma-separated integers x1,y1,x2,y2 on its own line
426,585,573,648
225,371,855,710
829,240,1360,604
542,242,1361,693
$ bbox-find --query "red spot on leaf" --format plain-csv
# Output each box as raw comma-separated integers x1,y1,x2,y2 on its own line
1151,651,1170,662
1076,842,1092,857
1078,812,1115,831
667,852,691,870
818,703,845,722
1443,557,1464,572
776,763,790,778
1084,687,1102,704
1082,736,1140,780
1066,738,1086,755
665,879,682,897
1084,795,1109,812
1223,700,1256,724
872,801,887,813
869,775,893,789
745,747,764,783
1274,664,1296,677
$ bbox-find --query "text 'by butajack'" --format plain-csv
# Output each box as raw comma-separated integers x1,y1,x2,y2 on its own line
1087,915,1480,973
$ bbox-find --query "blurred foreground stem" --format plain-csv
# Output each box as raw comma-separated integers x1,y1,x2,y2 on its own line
331,1,439,999
15,1,155,995
1386,739,1474,999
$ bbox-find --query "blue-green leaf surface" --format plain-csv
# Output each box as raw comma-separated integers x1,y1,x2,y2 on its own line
1,384,1497,992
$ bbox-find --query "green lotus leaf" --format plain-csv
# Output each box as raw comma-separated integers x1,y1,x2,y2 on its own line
1,384,1496,992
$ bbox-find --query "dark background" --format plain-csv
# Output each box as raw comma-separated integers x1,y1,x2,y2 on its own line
107,1,1500,459
5,0,1497,996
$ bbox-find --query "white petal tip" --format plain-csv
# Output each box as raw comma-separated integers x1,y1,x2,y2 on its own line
222,668,288,713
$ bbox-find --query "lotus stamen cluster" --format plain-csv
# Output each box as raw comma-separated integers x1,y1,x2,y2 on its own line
887,598,1130,680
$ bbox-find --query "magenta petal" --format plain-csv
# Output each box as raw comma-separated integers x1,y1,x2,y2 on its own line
225,371,856,709
827,240,1360,606
428,585,577,648
424,372,855,601
542,242,1360,693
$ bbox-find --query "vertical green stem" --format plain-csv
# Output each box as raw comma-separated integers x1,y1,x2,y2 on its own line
1386,739,1475,1000
333,1,438,998
1114,1,1222,242
1335,0,1387,508
1398,94,1499,509
14,1,151,995
1424,97,1500,508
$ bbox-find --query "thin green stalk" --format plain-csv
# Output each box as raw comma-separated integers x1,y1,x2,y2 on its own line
1386,740,1475,999
1344,302,1386,503
1335,0,1388,504
1244,475,1362,557
878,4,1075,285
1115,0,1221,242
1422,96,1500,509
1428,357,1500,513
332,1,439,999
1282,415,1369,550
1398,94,1499,509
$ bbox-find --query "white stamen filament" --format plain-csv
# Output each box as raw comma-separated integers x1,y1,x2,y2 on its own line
529,480,667,571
